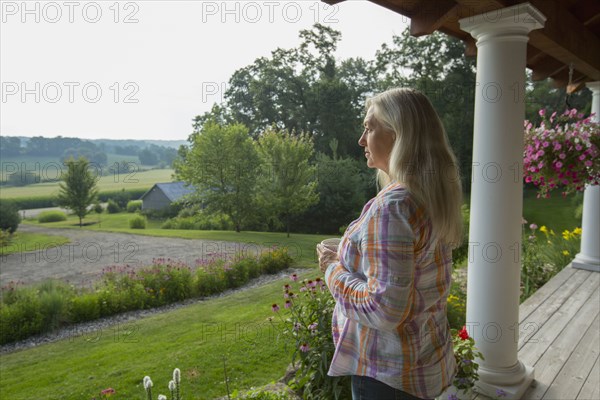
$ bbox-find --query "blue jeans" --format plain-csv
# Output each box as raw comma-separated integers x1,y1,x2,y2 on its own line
351,375,430,400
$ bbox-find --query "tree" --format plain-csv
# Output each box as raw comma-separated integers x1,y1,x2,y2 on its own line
292,153,372,234
256,128,319,237
0,200,21,234
222,24,366,158
174,122,260,232
138,148,159,165
374,29,476,191
57,157,99,227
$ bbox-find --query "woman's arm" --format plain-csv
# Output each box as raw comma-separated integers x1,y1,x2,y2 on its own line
325,201,416,332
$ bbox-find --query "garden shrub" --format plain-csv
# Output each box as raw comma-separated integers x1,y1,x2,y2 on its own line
126,200,142,213
106,199,121,213
0,200,21,233
0,290,44,344
38,210,67,223
129,214,147,229
269,276,351,400
93,203,104,214
0,247,293,344
69,293,100,323
161,211,234,231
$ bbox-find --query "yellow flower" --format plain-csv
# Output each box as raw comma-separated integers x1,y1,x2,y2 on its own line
562,230,570,240
550,229,555,236
562,250,570,256
539,226,548,234
573,227,582,236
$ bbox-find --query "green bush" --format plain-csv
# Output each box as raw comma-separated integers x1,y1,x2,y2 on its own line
126,200,142,213
0,248,294,344
259,247,294,274
106,199,121,214
269,276,351,399
93,203,104,214
0,290,44,344
161,211,234,231
129,214,147,229
0,200,21,233
69,293,100,323
37,210,67,223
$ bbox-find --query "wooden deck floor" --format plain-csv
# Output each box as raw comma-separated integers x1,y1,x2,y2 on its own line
473,265,600,400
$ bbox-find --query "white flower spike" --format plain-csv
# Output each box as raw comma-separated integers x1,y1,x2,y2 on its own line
173,368,181,384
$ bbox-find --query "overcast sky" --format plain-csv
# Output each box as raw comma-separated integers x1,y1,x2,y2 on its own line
1,0,409,141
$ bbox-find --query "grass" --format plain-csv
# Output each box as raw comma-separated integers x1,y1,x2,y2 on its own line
0,232,70,256
24,213,330,267
0,169,175,199
0,275,310,399
522,187,580,233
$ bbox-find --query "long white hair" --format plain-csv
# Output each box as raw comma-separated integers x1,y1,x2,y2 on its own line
366,88,463,247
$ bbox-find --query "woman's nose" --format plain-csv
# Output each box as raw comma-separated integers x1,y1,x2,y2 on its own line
358,131,366,147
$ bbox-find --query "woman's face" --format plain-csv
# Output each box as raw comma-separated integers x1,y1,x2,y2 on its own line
358,106,395,174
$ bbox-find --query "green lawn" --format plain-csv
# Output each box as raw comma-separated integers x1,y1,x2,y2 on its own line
0,276,309,400
522,187,581,233
0,232,70,256
0,169,174,199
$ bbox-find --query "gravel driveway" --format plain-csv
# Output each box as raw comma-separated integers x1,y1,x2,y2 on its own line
0,225,267,288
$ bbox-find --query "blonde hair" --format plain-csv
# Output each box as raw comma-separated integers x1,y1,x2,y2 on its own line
366,88,463,247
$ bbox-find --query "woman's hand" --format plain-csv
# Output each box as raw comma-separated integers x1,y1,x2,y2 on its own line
316,244,339,273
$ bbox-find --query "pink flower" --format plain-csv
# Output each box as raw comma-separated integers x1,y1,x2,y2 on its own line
284,300,292,309
585,160,593,167
579,154,587,161
559,153,566,160
539,109,546,117
272,304,280,312
529,224,538,230
290,273,298,281
101,388,115,396
300,343,310,352
555,161,563,169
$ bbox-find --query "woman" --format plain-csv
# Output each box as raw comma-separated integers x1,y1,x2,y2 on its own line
317,88,462,400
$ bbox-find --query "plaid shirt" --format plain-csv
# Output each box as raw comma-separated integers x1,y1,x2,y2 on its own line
324,182,456,399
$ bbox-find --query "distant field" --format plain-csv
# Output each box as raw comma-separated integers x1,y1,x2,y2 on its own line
0,154,144,181
0,168,175,199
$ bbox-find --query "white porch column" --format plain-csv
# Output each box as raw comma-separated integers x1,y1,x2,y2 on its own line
459,4,545,399
572,82,600,272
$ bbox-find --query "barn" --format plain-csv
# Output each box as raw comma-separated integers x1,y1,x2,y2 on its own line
140,181,195,210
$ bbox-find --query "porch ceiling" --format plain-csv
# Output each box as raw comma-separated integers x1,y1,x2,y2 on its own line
324,0,600,92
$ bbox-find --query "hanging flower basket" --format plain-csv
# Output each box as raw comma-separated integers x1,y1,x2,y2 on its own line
523,109,600,198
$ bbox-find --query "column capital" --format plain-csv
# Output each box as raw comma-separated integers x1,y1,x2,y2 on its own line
459,3,546,45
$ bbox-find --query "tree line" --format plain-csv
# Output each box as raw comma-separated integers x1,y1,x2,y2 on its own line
174,23,591,235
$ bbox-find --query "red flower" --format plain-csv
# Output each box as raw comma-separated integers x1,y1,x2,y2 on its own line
458,326,469,340
101,388,115,396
